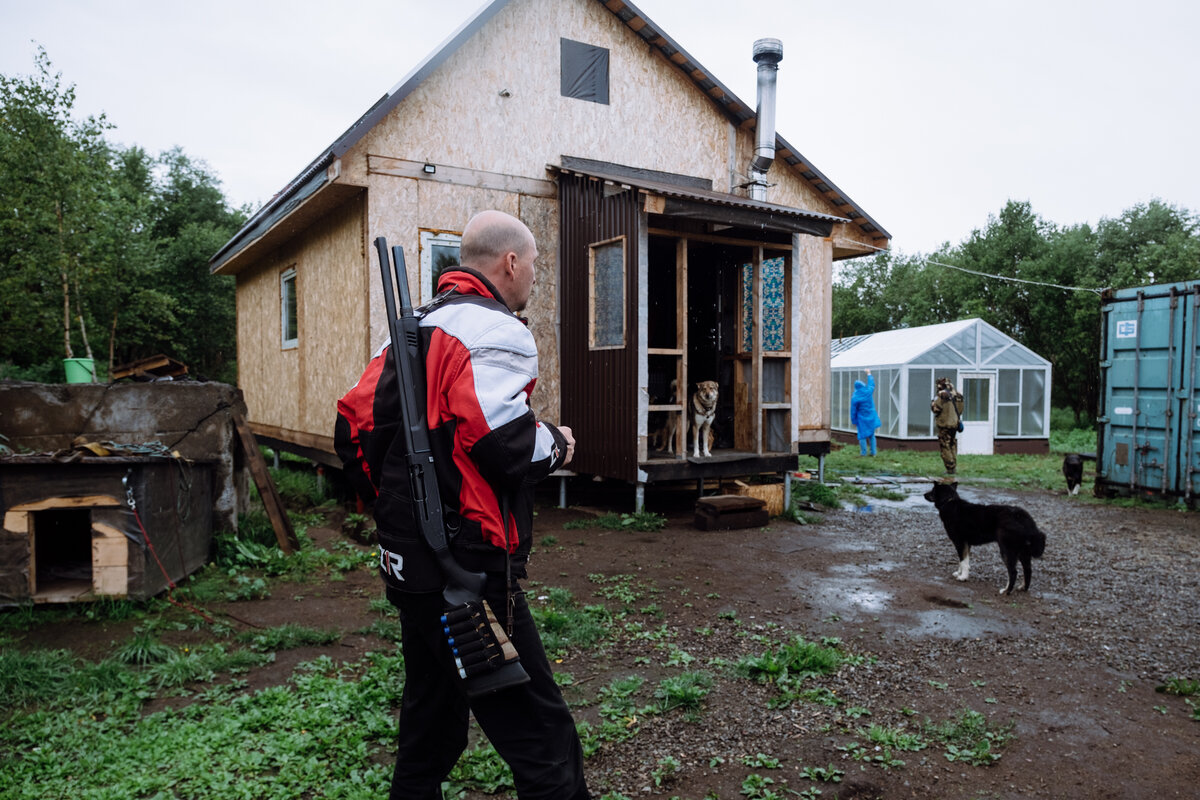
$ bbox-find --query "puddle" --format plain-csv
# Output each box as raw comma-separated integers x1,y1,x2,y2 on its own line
841,488,938,513
910,608,1015,638
800,575,894,616
789,572,1032,639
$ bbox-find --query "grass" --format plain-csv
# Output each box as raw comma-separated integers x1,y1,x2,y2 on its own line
923,709,1014,766
562,511,667,532
734,635,850,707
806,421,1106,497
2,487,1038,799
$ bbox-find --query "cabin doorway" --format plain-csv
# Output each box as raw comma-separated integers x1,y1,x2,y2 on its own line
685,241,744,455
646,235,768,460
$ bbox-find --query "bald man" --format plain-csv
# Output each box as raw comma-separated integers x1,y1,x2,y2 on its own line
336,210,587,799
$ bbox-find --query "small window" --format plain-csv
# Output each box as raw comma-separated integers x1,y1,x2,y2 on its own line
561,38,609,104
419,230,461,302
589,236,625,349
281,267,298,349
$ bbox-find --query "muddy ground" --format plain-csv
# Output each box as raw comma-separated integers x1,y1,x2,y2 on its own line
530,480,1200,800
14,478,1200,799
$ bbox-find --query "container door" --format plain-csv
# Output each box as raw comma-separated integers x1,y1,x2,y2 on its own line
1099,285,1186,496
1180,286,1200,502
958,373,993,455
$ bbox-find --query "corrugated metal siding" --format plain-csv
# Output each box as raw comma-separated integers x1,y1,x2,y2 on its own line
560,174,640,481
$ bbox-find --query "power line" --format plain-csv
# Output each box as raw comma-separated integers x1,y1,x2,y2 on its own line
859,243,1107,295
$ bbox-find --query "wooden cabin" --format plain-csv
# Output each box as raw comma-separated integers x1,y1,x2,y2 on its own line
210,0,890,504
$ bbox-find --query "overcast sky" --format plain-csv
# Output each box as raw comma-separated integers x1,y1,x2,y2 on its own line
3,0,1197,254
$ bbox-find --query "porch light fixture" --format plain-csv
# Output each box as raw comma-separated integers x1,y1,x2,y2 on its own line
422,163,436,174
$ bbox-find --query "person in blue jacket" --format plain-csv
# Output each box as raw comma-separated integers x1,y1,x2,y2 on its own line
850,369,882,456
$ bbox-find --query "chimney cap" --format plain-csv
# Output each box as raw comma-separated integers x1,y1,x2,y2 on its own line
752,38,783,64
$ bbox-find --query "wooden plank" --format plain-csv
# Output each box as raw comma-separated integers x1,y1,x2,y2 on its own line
676,238,689,457
92,524,129,596
33,583,92,603
92,524,128,566
9,496,121,513
368,155,557,198
3,510,29,535
231,407,299,554
649,227,792,251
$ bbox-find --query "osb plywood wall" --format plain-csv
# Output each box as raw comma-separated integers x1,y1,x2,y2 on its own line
359,178,562,424
793,233,832,442
238,197,365,441
342,0,732,199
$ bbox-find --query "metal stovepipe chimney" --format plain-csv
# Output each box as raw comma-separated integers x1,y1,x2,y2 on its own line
748,38,783,202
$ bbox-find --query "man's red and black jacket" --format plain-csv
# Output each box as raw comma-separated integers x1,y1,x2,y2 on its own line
335,268,568,590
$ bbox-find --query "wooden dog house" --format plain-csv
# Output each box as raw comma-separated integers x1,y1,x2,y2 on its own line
0,457,214,605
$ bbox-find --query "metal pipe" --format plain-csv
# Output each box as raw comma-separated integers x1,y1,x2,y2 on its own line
748,38,783,201
1131,292,1143,492
1163,288,1177,494
1186,286,1199,504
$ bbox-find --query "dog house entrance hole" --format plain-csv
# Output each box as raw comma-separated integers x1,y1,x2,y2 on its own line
33,508,94,597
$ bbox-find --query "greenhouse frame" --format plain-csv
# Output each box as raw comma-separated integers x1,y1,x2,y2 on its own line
830,318,1052,454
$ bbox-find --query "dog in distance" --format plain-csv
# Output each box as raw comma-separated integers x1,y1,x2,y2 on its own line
1062,453,1084,496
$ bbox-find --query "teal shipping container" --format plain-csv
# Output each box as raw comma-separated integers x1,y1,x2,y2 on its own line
1096,281,1200,505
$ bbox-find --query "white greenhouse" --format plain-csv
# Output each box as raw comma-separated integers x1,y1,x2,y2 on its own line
830,318,1052,454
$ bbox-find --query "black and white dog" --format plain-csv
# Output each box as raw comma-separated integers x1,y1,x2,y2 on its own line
923,482,1047,595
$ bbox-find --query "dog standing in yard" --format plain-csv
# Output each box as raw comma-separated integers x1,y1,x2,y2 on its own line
691,380,719,458
1062,453,1084,496
923,482,1047,595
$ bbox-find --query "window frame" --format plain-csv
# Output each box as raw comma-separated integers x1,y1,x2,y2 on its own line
419,229,462,303
280,266,298,350
588,235,626,350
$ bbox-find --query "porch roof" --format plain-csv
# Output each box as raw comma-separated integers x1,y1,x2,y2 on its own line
554,165,849,237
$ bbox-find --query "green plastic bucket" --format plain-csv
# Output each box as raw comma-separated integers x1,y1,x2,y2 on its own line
63,358,95,383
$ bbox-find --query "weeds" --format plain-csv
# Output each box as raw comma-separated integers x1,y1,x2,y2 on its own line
236,623,342,651
654,671,712,718
113,627,175,666
800,764,843,783
1156,677,1199,697
651,754,681,787
530,586,613,658
740,772,782,799
735,635,847,706
269,464,333,507
790,480,841,509
563,511,667,532
924,709,1014,766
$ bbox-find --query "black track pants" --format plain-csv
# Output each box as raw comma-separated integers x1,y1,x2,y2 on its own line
388,585,590,800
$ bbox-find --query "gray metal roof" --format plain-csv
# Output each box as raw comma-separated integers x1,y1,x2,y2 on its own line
211,0,889,273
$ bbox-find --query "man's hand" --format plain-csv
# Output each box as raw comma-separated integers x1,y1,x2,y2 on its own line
557,425,575,466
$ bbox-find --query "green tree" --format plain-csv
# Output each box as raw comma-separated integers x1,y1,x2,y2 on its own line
1,50,245,383
832,199,1200,426
147,148,245,381
0,46,118,375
